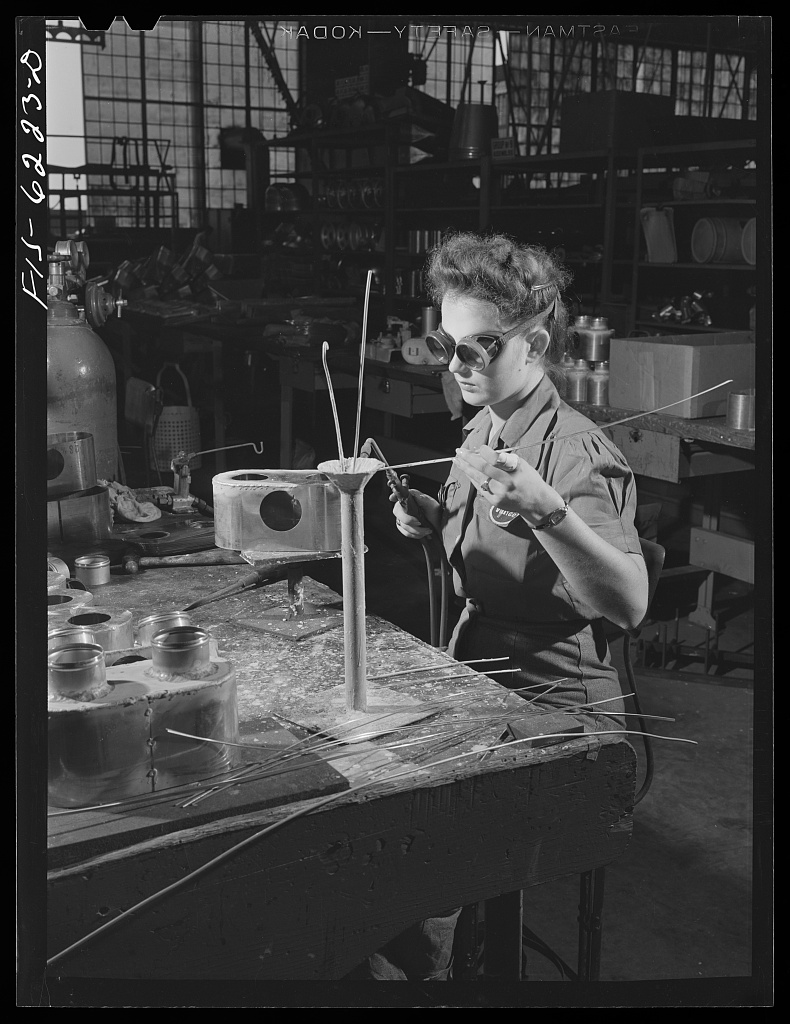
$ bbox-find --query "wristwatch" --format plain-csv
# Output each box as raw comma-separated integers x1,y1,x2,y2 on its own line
532,502,570,531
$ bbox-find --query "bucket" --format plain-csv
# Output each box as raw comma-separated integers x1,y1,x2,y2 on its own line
449,103,498,160
691,217,745,264
150,363,201,473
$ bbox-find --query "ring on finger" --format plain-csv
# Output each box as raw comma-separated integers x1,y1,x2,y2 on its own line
481,478,493,494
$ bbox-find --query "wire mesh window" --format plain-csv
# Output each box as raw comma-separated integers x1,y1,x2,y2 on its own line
47,19,758,235
202,19,299,211
47,17,299,234
410,26,497,108
482,33,756,163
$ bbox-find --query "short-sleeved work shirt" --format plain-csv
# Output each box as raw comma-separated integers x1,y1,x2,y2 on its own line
439,374,642,624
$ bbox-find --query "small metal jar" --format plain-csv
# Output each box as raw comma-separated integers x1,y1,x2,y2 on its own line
74,553,111,588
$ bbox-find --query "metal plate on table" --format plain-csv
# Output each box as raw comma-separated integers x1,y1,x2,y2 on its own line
112,512,216,555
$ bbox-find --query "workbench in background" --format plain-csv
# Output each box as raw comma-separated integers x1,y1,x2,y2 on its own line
46,568,636,984
572,400,755,636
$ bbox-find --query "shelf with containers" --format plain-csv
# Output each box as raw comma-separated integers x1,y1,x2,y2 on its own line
264,119,441,301
386,148,619,323
607,138,758,337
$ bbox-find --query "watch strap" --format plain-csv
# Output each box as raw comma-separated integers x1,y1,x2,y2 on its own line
532,502,570,531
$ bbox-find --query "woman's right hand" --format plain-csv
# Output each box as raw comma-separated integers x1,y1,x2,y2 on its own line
390,489,441,539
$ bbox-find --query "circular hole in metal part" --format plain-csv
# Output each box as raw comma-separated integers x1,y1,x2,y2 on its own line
232,472,268,481
48,594,74,605
69,612,113,626
139,531,169,539
46,448,66,481
259,490,302,532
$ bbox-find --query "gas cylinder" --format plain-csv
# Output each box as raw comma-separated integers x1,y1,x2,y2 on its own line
46,242,122,482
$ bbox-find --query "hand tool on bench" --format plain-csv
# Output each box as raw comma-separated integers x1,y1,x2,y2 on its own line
181,561,297,612
121,548,248,573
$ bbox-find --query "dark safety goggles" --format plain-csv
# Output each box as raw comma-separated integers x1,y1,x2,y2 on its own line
425,319,533,371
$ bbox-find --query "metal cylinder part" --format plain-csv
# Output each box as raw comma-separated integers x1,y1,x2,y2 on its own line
61,607,134,652
74,553,111,588
726,389,755,431
48,587,95,614
48,624,97,651
47,484,113,547
149,625,213,679
137,610,193,646
421,306,439,334
47,655,238,808
566,360,590,403
48,571,69,592
48,642,109,701
47,556,71,577
586,362,610,406
47,431,97,498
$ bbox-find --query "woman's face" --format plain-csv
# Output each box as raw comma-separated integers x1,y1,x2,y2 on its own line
440,292,545,413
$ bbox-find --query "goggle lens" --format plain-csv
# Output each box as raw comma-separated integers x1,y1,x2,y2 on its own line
425,328,500,370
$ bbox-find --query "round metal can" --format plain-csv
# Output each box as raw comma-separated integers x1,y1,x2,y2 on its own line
48,624,96,651
74,553,111,588
726,389,755,431
137,610,193,646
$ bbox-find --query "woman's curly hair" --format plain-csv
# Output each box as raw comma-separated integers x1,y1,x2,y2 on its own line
424,231,574,385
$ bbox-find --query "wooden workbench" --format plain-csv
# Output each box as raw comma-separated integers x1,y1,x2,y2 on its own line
571,400,756,635
46,566,637,984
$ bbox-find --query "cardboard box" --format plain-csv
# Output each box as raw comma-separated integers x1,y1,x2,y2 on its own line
608,332,755,418
559,91,675,153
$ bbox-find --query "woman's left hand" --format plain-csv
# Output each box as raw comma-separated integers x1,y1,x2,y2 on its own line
452,444,564,528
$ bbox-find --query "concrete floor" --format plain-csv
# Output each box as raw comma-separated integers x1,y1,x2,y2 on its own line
114,450,770,1006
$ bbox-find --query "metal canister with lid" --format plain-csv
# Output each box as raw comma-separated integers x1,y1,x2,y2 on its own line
74,553,111,588
566,359,590,403
573,316,614,362
587,361,610,406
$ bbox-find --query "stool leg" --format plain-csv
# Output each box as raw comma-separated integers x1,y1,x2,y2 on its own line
482,890,523,980
577,866,606,981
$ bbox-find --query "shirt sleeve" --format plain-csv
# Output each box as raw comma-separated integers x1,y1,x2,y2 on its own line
550,432,643,555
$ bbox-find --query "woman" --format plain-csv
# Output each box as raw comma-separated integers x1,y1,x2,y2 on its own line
348,232,647,982
396,231,647,716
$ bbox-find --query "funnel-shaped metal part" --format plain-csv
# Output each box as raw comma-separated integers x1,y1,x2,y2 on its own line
318,458,385,713
317,457,383,491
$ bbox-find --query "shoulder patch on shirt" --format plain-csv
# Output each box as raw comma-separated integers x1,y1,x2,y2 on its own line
489,505,520,528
